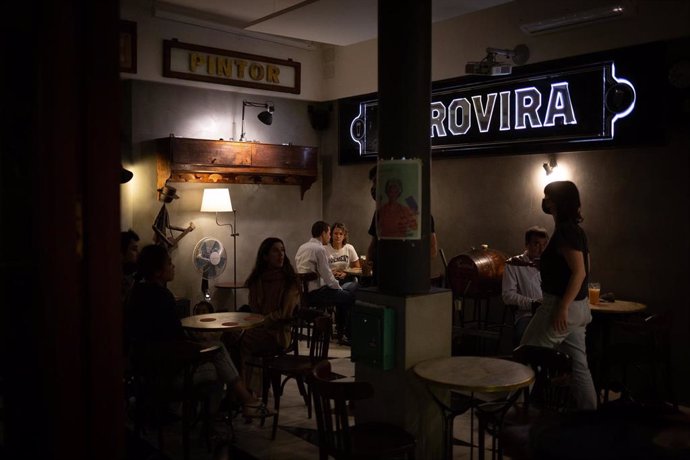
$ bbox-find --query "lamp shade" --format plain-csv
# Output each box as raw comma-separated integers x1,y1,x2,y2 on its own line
257,110,273,125
200,188,233,212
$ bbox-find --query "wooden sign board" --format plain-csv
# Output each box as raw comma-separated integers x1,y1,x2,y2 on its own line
163,39,301,94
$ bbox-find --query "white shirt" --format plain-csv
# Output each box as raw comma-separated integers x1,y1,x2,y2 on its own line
295,237,342,292
501,252,542,322
325,244,359,272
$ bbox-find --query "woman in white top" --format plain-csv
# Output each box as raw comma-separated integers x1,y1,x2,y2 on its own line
326,222,361,284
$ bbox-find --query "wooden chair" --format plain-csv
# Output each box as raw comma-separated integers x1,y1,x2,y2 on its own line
267,314,332,440
243,306,318,409
603,311,677,410
298,271,339,338
192,300,214,315
309,360,416,459
129,340,224,460
499,345,573,460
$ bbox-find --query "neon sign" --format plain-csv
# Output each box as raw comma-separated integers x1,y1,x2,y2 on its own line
347,62,635,157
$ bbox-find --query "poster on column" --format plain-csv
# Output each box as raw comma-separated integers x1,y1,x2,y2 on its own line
376,159,422,240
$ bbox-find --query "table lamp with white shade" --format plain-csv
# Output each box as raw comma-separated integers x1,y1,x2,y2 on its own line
200,188,239,309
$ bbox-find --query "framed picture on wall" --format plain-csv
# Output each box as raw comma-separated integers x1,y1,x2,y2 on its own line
119,20,137,73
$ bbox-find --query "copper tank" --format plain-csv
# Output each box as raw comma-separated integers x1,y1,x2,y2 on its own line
447,244,508,298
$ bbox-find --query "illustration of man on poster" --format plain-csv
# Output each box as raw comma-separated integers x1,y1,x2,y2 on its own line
376,159,421,240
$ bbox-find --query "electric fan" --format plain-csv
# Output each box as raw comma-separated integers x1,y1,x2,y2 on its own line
192,237,228,309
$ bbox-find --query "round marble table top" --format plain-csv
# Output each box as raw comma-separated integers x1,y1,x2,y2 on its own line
589,300,647,315
181,311,264,331
413,356,535,393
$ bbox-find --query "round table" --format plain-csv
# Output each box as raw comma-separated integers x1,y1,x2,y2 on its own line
590,300,647,315
181,311,264,331
588,300,647,405
414,356,535,393
414,356,535,460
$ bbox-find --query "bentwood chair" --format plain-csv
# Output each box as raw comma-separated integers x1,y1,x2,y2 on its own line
267,314,332,440
130,340,224,460
298,271,340,339
243,306,318,410
310,360,416,459
603,311,677,410
499,345,573,460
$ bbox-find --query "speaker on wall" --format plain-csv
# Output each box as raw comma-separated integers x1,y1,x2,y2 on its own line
308,104,331,131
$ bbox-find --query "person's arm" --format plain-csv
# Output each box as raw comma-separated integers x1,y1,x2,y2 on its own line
348,244,361,268
316,248,342,289
430,232,438,258
327,250,346,279
552,247,586,333
501,265,534,310
264,282,299,324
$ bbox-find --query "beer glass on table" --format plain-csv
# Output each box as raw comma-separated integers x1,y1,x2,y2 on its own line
588,282,601,305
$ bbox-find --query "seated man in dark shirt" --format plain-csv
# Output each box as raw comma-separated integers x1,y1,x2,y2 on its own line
125,244,272,420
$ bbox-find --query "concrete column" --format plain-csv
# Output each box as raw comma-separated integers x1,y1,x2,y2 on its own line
352,3,450,458
377,0,432,295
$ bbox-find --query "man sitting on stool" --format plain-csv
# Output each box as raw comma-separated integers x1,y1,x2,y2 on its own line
502,226,549,346
295,221,356,345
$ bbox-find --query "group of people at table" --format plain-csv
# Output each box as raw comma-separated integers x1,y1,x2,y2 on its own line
120,177,599,441
121,216,374,423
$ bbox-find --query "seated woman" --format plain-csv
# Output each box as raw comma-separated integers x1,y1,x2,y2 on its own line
325,223,359,344
239,237,300,392
125,244,271,420
326,222,361,287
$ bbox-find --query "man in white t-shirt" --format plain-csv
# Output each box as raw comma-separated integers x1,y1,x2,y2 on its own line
502,226,549,346
295,221,356,344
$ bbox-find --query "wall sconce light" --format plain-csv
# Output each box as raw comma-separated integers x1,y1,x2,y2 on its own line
120,167,133,184
240,100,274,142
200,188,239,309
543,156,558,175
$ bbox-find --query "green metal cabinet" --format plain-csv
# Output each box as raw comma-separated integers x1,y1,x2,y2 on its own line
351,302,396,370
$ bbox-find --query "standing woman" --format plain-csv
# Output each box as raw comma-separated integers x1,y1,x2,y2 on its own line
520,181,597,410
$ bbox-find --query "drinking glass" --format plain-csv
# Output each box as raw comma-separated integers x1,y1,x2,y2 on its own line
588,282,601,305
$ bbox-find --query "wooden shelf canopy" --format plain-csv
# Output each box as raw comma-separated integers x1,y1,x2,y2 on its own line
156,135,318,199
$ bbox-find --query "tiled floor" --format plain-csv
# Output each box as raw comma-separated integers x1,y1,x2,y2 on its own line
127,338,690,460
128,340,506,460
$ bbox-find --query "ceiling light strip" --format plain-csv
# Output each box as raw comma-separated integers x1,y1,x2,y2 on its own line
520,4,627,35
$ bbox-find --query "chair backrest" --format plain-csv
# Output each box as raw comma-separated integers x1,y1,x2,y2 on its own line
308,315,332,360
310,360,374,457
513,345,572,412
192,300,214,315
611,310,676,409
297,272,319,309
287,307,323,356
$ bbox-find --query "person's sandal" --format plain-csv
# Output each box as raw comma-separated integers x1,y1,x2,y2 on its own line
243,401,275,424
